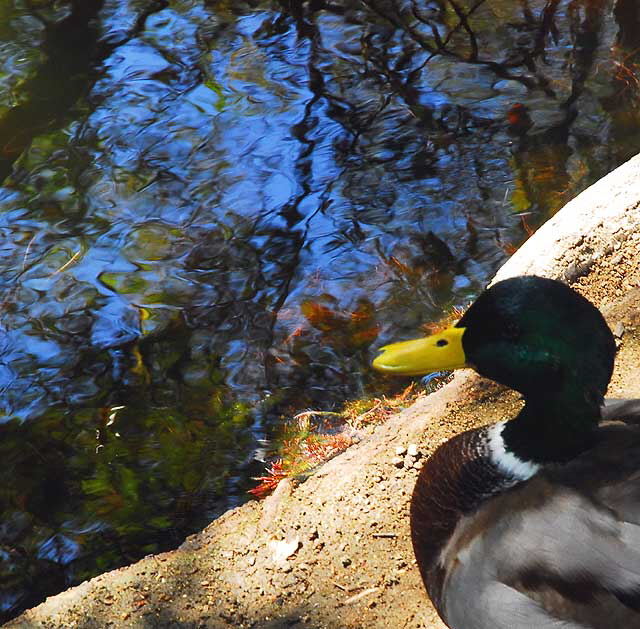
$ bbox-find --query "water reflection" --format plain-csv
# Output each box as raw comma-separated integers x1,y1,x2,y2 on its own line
1,0,640,620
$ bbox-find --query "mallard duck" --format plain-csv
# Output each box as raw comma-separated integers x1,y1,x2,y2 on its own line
373,275,640,628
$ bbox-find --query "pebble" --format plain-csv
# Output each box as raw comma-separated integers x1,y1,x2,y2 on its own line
407,443,419,457
341,556,352,567
391,456,404,468
269,537,301,562
614,321,625,338
395,445,407,456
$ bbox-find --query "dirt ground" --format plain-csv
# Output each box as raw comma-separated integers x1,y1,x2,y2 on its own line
7,209,640,626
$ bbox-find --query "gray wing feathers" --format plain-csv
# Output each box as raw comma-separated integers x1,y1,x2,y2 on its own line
445,581,587,629
441,482,640,628
601,399,640,424
493,490,640,593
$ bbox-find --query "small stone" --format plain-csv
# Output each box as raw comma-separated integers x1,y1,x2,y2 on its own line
341,556,352,567
395,445,407,456
407,444,419,457
247,555,256,566
269,537,301,562
391,456,404,468
614,321,625,338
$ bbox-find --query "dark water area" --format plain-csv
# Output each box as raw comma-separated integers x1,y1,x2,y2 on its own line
1,0,640,620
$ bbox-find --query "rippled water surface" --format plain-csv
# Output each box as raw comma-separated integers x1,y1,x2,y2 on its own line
2,0,640,619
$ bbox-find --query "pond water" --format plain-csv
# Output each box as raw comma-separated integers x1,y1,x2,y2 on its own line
2,0,640,619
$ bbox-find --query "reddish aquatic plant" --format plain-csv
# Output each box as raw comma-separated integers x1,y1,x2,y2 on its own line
300,433,352,465
249,432,354,498
249,373,442,497
248,459,288,498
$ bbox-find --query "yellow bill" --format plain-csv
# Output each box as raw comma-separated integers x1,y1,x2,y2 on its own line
372,326,467,376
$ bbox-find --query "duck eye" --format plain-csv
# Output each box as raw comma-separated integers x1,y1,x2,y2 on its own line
436,339,448,347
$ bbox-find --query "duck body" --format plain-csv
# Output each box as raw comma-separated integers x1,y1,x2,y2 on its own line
373,276,640,628
413,422,640,628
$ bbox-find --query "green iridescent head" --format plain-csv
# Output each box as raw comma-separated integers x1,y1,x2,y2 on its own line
373,276,615,409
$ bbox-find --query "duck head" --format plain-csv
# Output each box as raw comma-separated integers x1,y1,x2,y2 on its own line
373,276,615,418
